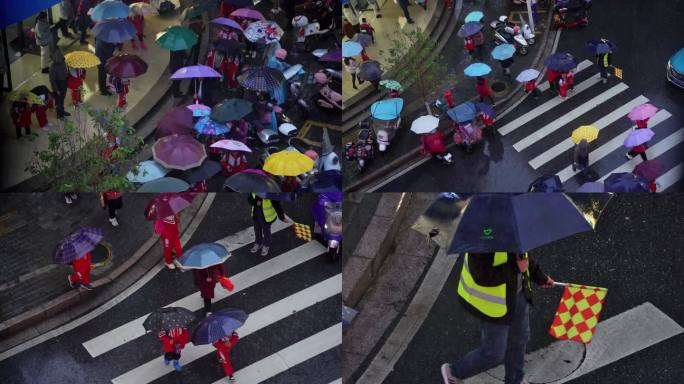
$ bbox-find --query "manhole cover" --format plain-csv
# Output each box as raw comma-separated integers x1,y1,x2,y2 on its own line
491,81,507,93
92,241,113,268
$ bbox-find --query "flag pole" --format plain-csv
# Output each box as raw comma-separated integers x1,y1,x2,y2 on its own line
553,282,569,287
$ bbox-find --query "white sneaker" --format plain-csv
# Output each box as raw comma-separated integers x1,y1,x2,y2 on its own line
165,262,176,269
109,217,119,226
260,246,269,257
440,363,463,384
250,244,261,253
65,195,73,204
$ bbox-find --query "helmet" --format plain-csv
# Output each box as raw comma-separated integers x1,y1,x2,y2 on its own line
498,15,508,23
275,49,287,60
305,150,319,161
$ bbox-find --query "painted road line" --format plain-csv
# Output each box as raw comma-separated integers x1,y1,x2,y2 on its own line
657,162,684,191
598,127,684,182
537,59,593,91
213,323,342,384
329,379,342,384
83,239,325,358
556,110,672,182
528,95,648,169
112,274,342,384
498,73,603,136
366,156,431,192
468,302,683,384
513,82,629,151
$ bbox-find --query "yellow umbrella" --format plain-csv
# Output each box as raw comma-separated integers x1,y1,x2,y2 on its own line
6,90,43,105
65,51,101,68
571,125,599,144
263,150,315,176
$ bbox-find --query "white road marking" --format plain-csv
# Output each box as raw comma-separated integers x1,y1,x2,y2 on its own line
513,83,629,151
328,379,343,384
112,274,342,384
83,238,323,358
528,95,648,169
467,302,683,383
556,110,672,182
213,323,342,384
656,162,684,191
537,59,593,91
498,73,603,136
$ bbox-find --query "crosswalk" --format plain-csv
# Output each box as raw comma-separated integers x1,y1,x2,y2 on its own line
496,59,684,191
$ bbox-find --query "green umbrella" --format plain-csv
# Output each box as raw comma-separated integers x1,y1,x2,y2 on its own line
379,79,402,91
156,26,198,51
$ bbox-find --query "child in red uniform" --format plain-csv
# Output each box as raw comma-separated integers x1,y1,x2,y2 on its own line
475,77,494,104
193,264,234,314
159,327,190,372
221,151,248,177
190,179,208,192
224,56,239,89
32,94,53,129
156,214,182,269
359,18,375,43
464,36,475,59
523,78,540,99
67,67,86,105
478,110,494,131
558,75,568,98
635,118,649,129
111,76,130,108
129,10,146,49
11,100,32,138
213,332,239,381
68,251,93,290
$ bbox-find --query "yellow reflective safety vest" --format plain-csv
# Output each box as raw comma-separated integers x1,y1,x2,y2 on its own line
458,252,509,318
251,193,278,223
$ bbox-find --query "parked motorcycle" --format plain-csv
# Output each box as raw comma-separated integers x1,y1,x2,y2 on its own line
371,98,404,153
490,16,533,55
313,71,342,110
311,192,342,262
345,123,374,173
552,0,592,29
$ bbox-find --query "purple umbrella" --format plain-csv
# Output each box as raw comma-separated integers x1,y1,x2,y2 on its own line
191,308,248,345
211,17,243,31
53,228,104,264
157,106,194,138
576,182,605,192
230,8,264,20
170,65,222,79
152,134,207,170
105,54,148,78
623,128,654,148
319,49,342,62
352,33,373,48
92,18,137,43
633,160,665,182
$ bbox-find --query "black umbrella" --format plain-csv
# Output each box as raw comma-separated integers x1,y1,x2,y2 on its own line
237,66,285,92
299,170,342,192
211,98,252,122
358,60,383,81
212,39,243,56
223,170,281,192
528,175,564,192
178,160,222,184
143,307,196,333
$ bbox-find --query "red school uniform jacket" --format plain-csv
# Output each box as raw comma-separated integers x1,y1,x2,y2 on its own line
193,264,224,299
475,80,492,97
159,328,190,353
12,102,33,128
524,79,537,92
160,215,180,239
213,333,239,362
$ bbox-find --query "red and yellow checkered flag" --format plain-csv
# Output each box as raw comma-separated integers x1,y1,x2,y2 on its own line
549,283,608,344
293,222,312,241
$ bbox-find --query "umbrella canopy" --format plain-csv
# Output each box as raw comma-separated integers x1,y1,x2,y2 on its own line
145,192,196,220
528,175,564,192
191,308,248,345
571,125,599,144
465,11,484,23
457,21,483,37
464,62,492,77
237,66,285,92
576,182,605,192
211,17,243,31
224,170,281,192
516,68,540,82
171,65,221,79
92,0,130,21
243,20,283,44
178,160,222,184
129,2,158,16
53,228,103,264
300,170,342,192
210,139,252,152
152,134,207,170
447,102,477,123
604,172,649,192
319,48,341,62
544,52,577,72
491,44,515,60
379,79,402,91
193,117,229,136
93,18,137,43
126,160,169,183
633,160,665,182
585,39,617,54
186,102,212,117
230,8,264,20
475,102,496,118
176,243,230,270
6,90,43,104
371,98,403,120
65,51,101,68
137,177,191,193
143,307,196,333
447,194,594,253
30,85,51,99
359,60,383,81
410,115,440,134
352,33,373,48
623,128,654,148
211,98,252,122
212,39,244,56
157,106,194,137
342,41,363,57
627,103,658,122
263,150,315,176
105,54,148,78
156,26,198,51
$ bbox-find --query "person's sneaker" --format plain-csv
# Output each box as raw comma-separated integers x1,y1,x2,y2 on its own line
163,358,170,365
407,19,415,24
625,152,632,160
260,246,269,257
172,360,182,372
83,283,94,290
228,376,235,382
41,68,49,74
250,244,261,253
440,363,463,384
63,111,71,117
166,262,176,269
109,217,119,227
67,275,74,288
65,195,73,204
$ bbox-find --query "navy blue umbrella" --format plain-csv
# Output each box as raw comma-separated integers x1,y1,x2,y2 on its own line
53,227,103,264
475,102,496,118
544,52,577,72
448,194,593,253
93,18,137,43
191,308,248,345
585,39,617,55
300,170,342,192
604,172,649,192
457,21,483,38
528,175,564,192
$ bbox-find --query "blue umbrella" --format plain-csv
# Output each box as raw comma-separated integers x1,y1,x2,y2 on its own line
528,175,564,192
465,11,484,23
53,228,103,264
464,62,492,77
475,102,496,118
371,98,404,120
544,52,577,72
447,102,477,123
457,21,483,38
91,0,130,21
300,170,342,192
585,39,617,54
191,308,248,345
176,243,231,269
515,68,540,82
93,18,137,43
126,160,169,183
447,194,594,253
491,44,515,61
576,182,605,192
342,41,363,57
194,117,230,136
604,173,649,192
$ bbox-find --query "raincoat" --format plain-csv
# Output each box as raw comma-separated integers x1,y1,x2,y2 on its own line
69,252,93,286
159,328,189,354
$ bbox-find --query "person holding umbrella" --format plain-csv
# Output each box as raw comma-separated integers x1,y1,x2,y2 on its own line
191,308,248,381
214,332,240,382
344,57,363,89
573,139,591,176
10,96,33,139
144,306,195,372
155,213,183,269
491,44,515,81
248,193,288,257
100,191,123,226
129,6,147,50
628,103,657,130
111,75,130,108
159,326,190,372
475,77,494,104
54,227,103,291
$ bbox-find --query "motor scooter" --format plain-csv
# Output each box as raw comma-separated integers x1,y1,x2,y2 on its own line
552,0,591,29
490,16,532,55
345,123,374,173
311,192,342,262
313,71,342,110
370,98,404,153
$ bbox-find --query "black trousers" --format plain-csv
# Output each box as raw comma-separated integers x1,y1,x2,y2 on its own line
98,64,108,93
204,298,212,312
400,5,411,20
164,351,181,361
54,79,67,117
106,197,123,219
628,150,647,161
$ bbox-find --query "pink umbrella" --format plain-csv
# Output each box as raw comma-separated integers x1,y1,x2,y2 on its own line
211,17,243,31
171,65,222,79
210,139,252,152
623,128,655,148
627,103,658,122
231,8,265,20
152,134,207,171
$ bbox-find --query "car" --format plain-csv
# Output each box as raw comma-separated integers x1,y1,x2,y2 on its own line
666,47,684,88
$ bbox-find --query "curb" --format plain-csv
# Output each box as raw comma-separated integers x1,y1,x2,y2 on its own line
0,193,210,349
344,4,557,192
342,193,411,308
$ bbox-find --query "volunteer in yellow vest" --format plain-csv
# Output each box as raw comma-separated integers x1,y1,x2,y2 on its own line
597,51,612,84
248,194,288,257
441,252,554,384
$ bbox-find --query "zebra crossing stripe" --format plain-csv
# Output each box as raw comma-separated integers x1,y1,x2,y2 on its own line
498,73,603,135
211,323,342,384
656,162,684,191
84,240,326,358
556,110,673,182
537,59,594,91
112,274,342,384
513,82,629,151
598,128,684,182
528,95,649,169
329,379,343,384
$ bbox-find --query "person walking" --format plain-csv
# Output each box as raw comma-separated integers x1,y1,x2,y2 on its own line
11,99,32,139
397,0,415,24
475,77,495,104
596,51,612,84
49,50,71,118
635,118,649,129
95,38,115,96
100,191,123,226
359,18,375,43
213,332,239,382
464,35,475,60
35,12,54,74
74,0,93,45
546,68,560,92
155,214,183,269
472,31,485,60
56,0,75,39
67,250,93,290
500,57,514,81
248,194,287,257
572,139,590,176
111,76,130,108
523,78,540,99
159,327,189,372
626,143,648,162
32,91,53,129
441,252,554,384
169,49,188,98
67,66,86,105
344,57,363,89
192,264,234,314
129,8,147,50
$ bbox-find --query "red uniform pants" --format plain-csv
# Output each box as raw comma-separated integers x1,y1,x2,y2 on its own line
71,88,82,104
163,236,183,264
221,360,234,377
118,93,127,108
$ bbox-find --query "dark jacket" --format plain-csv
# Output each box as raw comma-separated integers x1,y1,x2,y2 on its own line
501,58,514,68
247,194,285,222
459,252,548,325
170,50,188,73
50,51,69,89
95,39,116,62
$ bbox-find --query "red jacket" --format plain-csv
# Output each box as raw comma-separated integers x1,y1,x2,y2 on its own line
524,79,537,92
213,334,239,361
11,102,32,127
193,264,224,299
159,328,189,353
159,215,180,239
464,37,475,51
422,131,447,153
105,191,122,200
636,119,648,129
475,79,492,97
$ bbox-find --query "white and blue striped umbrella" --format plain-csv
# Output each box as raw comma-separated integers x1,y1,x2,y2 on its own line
191,308,248,345
176,243,231,270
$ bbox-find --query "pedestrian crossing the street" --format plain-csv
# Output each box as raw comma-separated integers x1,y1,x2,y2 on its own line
496,59,683,191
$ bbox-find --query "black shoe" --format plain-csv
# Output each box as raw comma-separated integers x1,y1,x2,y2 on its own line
100,90,112,96
407,19,415,24
377,14,382,18
63,111,71,117
41,68,49,74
